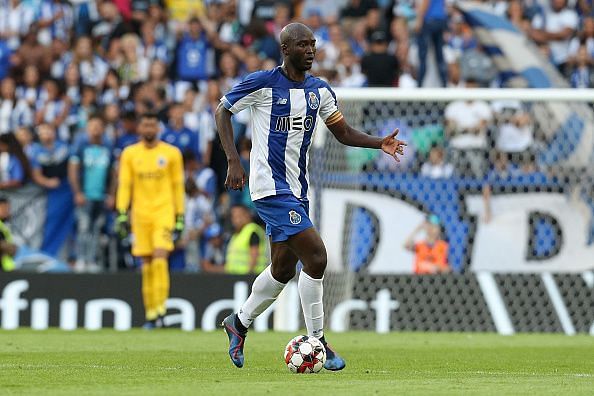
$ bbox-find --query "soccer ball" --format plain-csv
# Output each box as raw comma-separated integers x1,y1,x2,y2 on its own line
284,335,326,373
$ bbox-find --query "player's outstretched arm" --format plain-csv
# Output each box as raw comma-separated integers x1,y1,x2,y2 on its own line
327,117,407,162
215,103,247,190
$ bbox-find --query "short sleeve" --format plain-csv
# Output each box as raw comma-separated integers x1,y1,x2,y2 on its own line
318,84,343,125
220,71,267,114
563,10,578,30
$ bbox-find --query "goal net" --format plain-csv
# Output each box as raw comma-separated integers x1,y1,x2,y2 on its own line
313,88,594,332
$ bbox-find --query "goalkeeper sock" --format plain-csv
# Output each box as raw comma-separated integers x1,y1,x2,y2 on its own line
152,257,170,316
237,265,285,329
298,270,324,339
142,263,158,321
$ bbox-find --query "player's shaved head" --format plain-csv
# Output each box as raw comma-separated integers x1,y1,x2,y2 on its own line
279,23,316,73
280,23,314,46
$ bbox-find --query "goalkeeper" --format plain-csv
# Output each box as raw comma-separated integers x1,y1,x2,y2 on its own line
115,112,185,329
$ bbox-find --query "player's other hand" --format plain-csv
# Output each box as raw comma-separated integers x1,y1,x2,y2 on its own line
172,214,185,244
225,159,247,191
381,128,407,162
115,211,130,239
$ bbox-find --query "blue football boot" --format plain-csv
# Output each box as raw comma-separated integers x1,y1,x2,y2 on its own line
221,314,247,368
321,338,346,371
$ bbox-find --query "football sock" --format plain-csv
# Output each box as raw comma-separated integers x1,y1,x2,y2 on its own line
237,265,285,329
298,270,324,339
141,263,158,320
152,257,170,316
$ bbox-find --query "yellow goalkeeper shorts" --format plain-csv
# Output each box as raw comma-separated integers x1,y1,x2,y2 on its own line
131,219,174,257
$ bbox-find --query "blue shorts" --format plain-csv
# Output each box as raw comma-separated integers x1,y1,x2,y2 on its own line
253,194,313,242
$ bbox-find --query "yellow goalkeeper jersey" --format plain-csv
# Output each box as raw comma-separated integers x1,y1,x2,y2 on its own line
116,141,185,222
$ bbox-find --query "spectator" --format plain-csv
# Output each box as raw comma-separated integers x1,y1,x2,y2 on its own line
64,63,82,110
99,68,129,106
113,110,138,160
118,34,150,84
224,204,268,275
0,77,33,135
14,29,52,74
444,79,492,177
414,0,448,87
0,0,36,50
72,84,99,141
70,36,109,88
15,65,42,109
14,126,34,158
37,0,74,46
175,17,215,83
182,177,214,270
568,16,594,63
30,123,70,189
201,223,225,273
570,44,594,88
404,214,450,274
0,39,12,80
35,78,71,142
162,103,201,161
0,196,17,272
361,30,398,86
68,114,113,272
245,18,281,64
195,80,219,165
30,123,74,257
336,48,366,87
529,0,578,74
341,0,378,19
140,21,169,64
0,132,31,189
491,100,535,164
420,144,454,179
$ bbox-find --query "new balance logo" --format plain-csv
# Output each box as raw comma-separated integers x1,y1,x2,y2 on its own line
276,98,287,105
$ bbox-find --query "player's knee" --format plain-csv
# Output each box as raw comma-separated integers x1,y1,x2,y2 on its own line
271,264,295,283
304,248,327,278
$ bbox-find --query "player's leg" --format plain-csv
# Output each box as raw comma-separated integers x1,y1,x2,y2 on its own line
284,228,346,371
152,248,170,321
139,256,159,328
223,241,297,368
131,220,159,328
152,222,174,323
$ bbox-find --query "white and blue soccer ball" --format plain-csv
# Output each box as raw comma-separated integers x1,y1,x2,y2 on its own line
284,335,326,373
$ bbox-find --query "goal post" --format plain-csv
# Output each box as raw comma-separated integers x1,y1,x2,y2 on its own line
311,88,594,331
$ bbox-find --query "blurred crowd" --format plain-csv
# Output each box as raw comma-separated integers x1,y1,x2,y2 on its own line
0,0,590,272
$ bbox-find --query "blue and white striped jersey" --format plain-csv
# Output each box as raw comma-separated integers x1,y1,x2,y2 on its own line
221,66,342,201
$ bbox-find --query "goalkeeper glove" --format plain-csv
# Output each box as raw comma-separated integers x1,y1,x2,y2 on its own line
172,214,185,243
115,211,130,239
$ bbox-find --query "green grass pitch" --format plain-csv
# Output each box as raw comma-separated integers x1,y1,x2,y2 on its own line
1,330,592,395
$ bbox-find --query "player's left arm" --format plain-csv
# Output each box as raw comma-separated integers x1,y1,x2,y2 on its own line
319,86,406,161
326,116,406,162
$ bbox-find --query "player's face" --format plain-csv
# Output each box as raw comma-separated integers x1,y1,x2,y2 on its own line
138,117,160,143
286,32,316,72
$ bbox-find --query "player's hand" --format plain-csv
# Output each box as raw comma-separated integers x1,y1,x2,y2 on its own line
172,214,185,244
115,211,130,239
225,159,247,191
381,128,407,162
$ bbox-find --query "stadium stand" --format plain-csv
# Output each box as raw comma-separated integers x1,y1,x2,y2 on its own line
0,0,593,274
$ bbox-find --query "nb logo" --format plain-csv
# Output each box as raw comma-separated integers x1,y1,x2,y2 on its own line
276,98,288,105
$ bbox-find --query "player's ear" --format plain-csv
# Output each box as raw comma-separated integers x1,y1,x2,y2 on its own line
281,43,289,56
